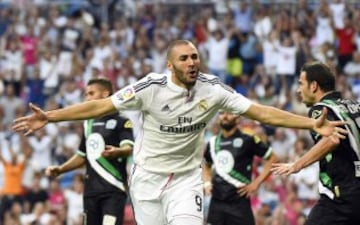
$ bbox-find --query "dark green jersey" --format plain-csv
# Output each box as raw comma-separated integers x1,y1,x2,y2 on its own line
204,129,272,201
309,92,360,199
78,113,134,197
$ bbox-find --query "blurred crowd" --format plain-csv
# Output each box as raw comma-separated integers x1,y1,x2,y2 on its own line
0,0,360,224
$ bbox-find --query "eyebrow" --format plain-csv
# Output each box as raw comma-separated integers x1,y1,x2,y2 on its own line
178,53,198,59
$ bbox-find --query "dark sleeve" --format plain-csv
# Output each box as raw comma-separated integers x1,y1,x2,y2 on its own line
118,117,134,146
308,105,340,142
77,133,86,157
204,142,213,165
250,135,272,159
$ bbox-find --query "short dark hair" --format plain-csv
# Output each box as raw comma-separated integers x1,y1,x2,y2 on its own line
87,77,114,95
300,61,335,92
166,39,192,60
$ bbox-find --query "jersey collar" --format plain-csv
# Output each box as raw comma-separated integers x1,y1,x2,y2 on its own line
167,73,195,95
320,91,342,102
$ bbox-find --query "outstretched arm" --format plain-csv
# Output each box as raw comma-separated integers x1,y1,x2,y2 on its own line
238,153,278,197
45,154,86,178
13,98,116,135
271,136,338,176
243,103,346,138
46,98,116,122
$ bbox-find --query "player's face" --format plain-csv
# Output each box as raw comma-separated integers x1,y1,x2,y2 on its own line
167,43,200,89
219,111,238,131
85,84,108,101
297,72,316,107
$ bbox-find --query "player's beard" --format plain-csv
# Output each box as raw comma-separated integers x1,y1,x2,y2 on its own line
220,122,236,131
173,65,197,87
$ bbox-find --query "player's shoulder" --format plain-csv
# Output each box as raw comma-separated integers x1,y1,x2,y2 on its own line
141,72,168,82
113,113,133,129
197,72,234,91
197,72,220,83
308,105,324,119
133,72,168,92
236,130,256,143
113,113,130,122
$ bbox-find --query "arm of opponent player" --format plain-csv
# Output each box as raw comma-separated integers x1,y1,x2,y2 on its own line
45,154,86,178
238,153,278,198
101,144,133,159
271,136,338,176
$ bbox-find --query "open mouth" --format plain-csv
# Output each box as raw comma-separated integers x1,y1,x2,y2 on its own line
188,70,198,77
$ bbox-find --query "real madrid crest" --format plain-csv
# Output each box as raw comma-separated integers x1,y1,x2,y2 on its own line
198,99,208,112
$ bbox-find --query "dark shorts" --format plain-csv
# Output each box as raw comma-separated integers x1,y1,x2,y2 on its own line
84,192,127,225
306,192,360,225
206,197,254,225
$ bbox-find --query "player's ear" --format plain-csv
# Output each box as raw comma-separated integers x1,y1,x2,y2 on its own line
310,81,318,93
166,61,173,70
103,90,110,98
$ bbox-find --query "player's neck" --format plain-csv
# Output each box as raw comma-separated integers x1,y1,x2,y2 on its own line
171,74,194,90
317,90,335,102
221,127,238,138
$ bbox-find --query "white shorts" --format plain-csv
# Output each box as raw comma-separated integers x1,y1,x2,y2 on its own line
129,165,204,225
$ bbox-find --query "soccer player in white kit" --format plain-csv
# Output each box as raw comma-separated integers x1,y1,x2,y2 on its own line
13,40,346,225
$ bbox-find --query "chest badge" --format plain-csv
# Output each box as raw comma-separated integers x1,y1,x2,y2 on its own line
198,99,208,112
106,119,117,129
311,110,322,119
216,150,235,173
233,138,243,148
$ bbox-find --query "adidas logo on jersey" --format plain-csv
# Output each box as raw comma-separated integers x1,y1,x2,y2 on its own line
161,104,171,112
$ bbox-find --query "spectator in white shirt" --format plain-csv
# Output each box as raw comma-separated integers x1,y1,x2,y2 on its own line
270,128,297,161
344,51,360,77
329,0,346,29
262,31,280,76
276,36,297,95
28,129,53,171
202,28,229,82
0,84,23,125
315,8,335,46
64,174,84,225
3,39,23,90
39,49,60,96
254,7,272,42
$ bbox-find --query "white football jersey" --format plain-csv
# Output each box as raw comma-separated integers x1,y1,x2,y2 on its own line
110,73,252,173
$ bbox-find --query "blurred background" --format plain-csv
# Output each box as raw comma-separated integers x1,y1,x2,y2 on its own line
0,0,360,224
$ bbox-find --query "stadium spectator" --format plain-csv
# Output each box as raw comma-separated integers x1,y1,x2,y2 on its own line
0,145,28,222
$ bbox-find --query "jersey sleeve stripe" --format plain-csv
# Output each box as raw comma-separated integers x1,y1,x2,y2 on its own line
198,73,234,93
133,76,167,92
76,150,86,157
119,139,135,147
263,147,273,160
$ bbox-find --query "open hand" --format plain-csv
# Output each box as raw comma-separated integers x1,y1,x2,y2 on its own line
12,103,48,136
270,162,300,176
